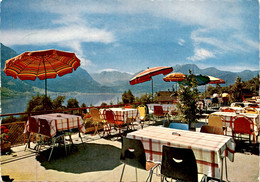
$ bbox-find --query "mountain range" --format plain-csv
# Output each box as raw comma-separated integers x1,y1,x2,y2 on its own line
1,43,259,98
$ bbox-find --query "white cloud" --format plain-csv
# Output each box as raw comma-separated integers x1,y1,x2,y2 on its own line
187,48,215,61
1,25,115,46
99,68,119,72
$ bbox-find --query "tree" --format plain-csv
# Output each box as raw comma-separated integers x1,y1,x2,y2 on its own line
177,70,200,129
81,103,87,114
122,89,135,104
135,93,152,104
67,98,79,108
53,96,66,110
25,94,53,113
231,76,243,102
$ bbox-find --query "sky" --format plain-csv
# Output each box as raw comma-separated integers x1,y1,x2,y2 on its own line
1,0,259,74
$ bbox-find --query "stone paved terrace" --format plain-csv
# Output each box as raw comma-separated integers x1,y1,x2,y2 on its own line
1,121,259,182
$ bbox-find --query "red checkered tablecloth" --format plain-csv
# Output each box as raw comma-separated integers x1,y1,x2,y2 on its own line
25,113,86,137
127,126,235,178
212,112,259,141
100,108,140,123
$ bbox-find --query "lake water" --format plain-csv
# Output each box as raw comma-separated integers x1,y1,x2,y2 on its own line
1,93,124,114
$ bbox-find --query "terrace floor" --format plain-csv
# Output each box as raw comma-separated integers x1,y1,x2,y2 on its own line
1,120,259,182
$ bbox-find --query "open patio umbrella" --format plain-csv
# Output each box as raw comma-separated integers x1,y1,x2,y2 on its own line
194,75,210,86
208,75,225,84
129,66,173,100
4,49,81,110
163,72,185,91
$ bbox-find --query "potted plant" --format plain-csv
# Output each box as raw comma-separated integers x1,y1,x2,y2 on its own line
1,125,11,153
177,70,200,130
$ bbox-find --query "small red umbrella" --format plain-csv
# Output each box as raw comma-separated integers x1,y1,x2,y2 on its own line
129,66,173,100
4,49,81,110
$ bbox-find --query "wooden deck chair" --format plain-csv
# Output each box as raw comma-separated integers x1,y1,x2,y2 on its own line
200,125,224,135
120,136,160,182
89,107,103,135
206,114,226,134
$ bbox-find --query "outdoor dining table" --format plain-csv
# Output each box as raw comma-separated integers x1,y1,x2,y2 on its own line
24,113,86,160
25,113,86,137
127,126,235,180
212,111,259,142
147,103,176,114
219,106,245,113
100,108,140,129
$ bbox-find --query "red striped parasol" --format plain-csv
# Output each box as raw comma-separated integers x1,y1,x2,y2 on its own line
129,66,173,100
4,49,81,110
4,49,80,80
130,66,173,85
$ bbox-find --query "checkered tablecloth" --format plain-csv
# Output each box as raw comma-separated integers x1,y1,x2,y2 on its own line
127,126,235,178
212,112,259,140
25,113,86,137
100,108,140,123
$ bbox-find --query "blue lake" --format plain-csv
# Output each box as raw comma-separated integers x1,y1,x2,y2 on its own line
1,93,124,114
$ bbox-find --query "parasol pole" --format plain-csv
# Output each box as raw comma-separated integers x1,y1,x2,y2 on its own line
151,77,154,102
42,56,47,112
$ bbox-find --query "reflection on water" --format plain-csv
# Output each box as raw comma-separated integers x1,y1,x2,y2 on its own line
1,93,123,114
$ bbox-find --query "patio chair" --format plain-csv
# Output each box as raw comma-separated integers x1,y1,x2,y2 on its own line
232,115,254,143
200,125,224,135
25,117,39,151
206,114,226,134
120,136,160,182
103,109,124,136
169,122,189,130
161,145,198,182
248,103,259,108
219,107,235,112
244,107,258,114
89,107,103,135
153,105,168,126
137,105,148,129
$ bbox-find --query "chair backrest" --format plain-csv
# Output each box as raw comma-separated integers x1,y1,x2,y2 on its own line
120,136,146,170
153,105,164,116
161,145,198,182
28,117,38,133
124,104,132,108
104,109,116,124
244,107,258,114
233,116,252,134
200,125,224,135
137,105,147,119
207,114,223,129
248,103,259,108
169,123,189,130
38,119,51,137
89,107,102,122
220,107,235,112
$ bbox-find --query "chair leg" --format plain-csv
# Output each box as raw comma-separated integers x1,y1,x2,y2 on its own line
120,164,126,182
225,157,228,181
136,167,138,182
48,137,57,161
